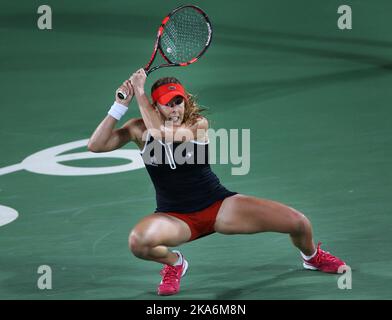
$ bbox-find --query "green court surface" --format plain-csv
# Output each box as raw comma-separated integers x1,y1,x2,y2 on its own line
1,0,392,300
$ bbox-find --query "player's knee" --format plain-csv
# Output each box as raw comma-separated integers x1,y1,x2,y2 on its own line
290,210,311,234
128,229,155,258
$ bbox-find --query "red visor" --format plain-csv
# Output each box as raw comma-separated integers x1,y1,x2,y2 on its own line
151,83,187,105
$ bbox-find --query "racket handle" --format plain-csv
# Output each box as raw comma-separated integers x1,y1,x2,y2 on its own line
117,68,150,99
117,91,127,100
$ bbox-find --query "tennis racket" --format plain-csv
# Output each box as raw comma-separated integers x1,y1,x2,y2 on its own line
117,4,213,100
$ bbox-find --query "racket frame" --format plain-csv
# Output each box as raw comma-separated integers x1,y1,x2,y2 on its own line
144,4,213,75
117,5,212,100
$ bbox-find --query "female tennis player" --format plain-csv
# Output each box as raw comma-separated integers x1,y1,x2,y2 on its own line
88,68,346,296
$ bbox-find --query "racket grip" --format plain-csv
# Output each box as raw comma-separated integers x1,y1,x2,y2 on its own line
118,68,149,99
117,91,127,100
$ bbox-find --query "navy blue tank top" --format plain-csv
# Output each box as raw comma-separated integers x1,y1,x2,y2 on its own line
140,131,237,213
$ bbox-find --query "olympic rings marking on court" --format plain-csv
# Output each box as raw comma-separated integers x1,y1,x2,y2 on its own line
0,205,18,227
0,139,145,176
0,139,145,226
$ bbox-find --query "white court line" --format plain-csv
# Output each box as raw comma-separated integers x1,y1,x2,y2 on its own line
0,205,19,227
0,163,24,176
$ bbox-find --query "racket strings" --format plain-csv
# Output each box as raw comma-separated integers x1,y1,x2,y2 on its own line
164,23,178,60
160,7,210,63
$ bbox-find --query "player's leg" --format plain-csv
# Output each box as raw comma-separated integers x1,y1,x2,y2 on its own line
214,194,346,272
129,213,191,265
129,213,192,295
214,194,316,254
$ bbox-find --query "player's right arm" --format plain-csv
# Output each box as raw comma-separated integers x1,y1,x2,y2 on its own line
88,80,142,152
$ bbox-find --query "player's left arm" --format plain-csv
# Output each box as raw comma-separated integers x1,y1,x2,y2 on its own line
131,68,165,139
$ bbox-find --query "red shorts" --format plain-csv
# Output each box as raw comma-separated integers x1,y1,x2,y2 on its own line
159,199,224,242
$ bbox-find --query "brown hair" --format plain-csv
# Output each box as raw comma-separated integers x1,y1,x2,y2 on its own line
151,77,206,126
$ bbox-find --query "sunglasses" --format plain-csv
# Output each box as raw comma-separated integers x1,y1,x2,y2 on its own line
166,96,184,107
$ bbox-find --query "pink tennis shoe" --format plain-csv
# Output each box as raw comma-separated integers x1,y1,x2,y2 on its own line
156,244,345,296
303,242,346,273
157,250,188,296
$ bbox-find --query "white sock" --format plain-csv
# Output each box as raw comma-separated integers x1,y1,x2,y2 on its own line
301,249,317,261
172,250,183,266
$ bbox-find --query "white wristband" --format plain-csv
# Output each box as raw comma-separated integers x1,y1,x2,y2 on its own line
108,102,128,120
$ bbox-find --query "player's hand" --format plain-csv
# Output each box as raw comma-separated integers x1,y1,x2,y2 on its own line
130,68,147,96
115,80,134,106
